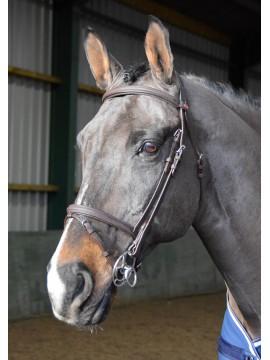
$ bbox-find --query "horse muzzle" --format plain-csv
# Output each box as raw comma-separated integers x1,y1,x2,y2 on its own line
47,259,114,327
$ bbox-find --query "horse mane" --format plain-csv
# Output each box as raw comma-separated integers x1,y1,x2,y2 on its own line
184,73,260,108
183,74,261,133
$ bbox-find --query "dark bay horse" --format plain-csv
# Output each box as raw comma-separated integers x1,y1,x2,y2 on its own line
47,16,260,358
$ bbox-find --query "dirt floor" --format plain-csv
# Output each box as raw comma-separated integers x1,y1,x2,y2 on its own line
9,292,226,360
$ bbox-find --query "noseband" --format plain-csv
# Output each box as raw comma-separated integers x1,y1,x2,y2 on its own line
66,83,203,288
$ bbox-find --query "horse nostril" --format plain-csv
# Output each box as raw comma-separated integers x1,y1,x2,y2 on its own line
72,273,85,300
71,266,94,305
55,263,94,308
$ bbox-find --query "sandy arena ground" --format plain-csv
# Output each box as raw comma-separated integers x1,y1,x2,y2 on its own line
9,292,226,360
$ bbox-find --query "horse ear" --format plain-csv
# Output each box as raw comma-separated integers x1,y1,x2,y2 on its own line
144,16,174,84
84,28,122,90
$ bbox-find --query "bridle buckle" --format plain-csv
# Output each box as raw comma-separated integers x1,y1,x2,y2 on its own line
171,145,186,175
112,252,137,287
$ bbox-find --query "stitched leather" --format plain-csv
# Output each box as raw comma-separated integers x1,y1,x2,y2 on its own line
102,85,179,108
67,204,134,238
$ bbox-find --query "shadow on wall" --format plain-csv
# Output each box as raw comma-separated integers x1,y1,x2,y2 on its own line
8,228,225,320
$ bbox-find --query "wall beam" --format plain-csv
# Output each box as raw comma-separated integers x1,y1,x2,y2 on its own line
78,83,104,96
8,66,62,85
8,183,59,193
47,0,79,229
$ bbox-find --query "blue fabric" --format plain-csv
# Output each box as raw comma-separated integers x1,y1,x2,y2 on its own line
218,336,257,360
217,307,261,360
255,345,261,358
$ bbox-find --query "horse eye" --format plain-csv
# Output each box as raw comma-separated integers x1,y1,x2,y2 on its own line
142,142,159,154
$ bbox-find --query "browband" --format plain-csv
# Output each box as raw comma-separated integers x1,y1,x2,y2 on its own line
102,85,179,108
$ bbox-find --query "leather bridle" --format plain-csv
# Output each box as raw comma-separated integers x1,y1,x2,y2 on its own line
66,83,203,288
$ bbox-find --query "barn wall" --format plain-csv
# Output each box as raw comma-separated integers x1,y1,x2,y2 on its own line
9,228,225,320
8,0,53,230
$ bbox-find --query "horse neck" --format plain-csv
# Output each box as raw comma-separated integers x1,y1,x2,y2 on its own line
181,76,261,335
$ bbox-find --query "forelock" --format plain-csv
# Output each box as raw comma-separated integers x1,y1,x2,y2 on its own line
122,62,149,84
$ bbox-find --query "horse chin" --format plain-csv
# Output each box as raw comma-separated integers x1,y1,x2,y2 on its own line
78,283,116,328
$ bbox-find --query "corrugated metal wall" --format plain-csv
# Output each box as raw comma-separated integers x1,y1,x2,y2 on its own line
8,0,53,230
8,0,52,73
75,0,230,186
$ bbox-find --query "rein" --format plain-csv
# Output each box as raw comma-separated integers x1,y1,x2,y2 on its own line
66,83,203,288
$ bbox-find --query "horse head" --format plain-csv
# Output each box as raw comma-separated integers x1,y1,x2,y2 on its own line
47,17,200,328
